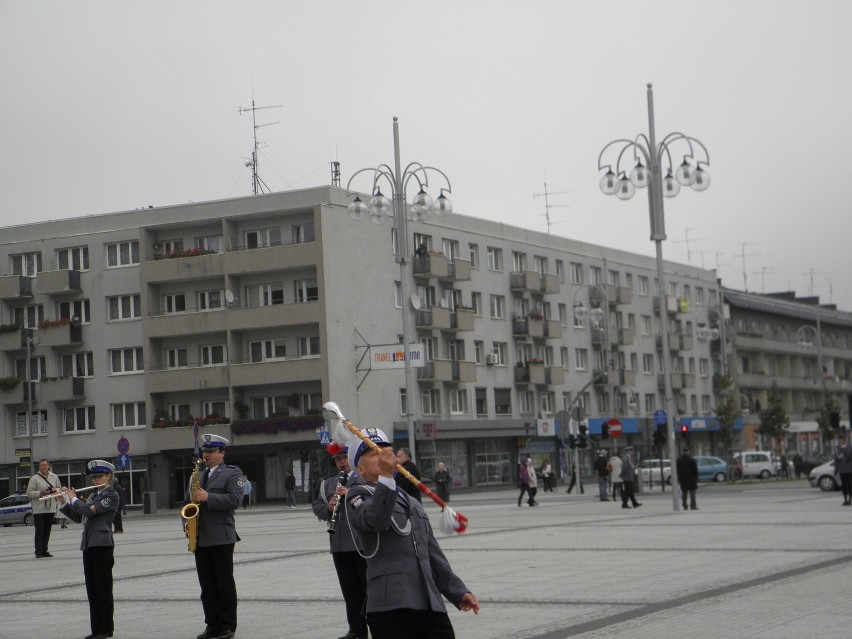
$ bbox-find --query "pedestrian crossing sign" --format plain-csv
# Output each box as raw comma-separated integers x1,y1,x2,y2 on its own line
319,431,331,445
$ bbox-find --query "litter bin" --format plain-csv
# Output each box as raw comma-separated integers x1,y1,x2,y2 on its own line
143,492,157,515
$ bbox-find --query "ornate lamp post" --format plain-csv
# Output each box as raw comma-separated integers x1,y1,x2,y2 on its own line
598,84,711,511
346,117,453,461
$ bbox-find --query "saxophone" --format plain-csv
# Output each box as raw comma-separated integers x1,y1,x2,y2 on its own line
181,458,204,552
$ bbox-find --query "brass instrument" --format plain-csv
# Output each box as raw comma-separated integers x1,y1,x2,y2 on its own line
327,471,348,535
181,458,204,552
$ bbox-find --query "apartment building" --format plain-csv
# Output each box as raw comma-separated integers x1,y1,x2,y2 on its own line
0,186,723,507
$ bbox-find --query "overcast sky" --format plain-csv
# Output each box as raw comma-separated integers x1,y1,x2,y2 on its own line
2,1,851,310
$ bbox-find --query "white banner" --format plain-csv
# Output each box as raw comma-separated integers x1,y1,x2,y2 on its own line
370,344,426,369
537,418,555,437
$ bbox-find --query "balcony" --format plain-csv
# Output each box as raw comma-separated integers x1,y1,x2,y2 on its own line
590,284,632,307
37,324,83,348
147,302,323,338
543,319,562,338
592,370,608,386
445,309,474,332
0,380,35,405
512,317,545,338
591,326,618,346
230,356,325,388
415,306,451,330
656,333,693,352
653,295,680,315
417,359,476,383
36,269,81,296
0,327,32,351
657,373,693,390
617,370,637,387
0,275,33,300
545,366,565,385
443,259,472,282
509,271,560,295
39,377,85,402
147,365,231,394
617,328,635,346
413,254,449,279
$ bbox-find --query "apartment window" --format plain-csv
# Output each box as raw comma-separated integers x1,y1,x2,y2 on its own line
442,238,461,259
196,235,223,252
167,348,188,369
696,287,705,305
15,356,46,380
512,251,527,272
162,239,183,254
108,294,141,321
421,389,441,416
292,223,315,244
575,348,588,370
702,395,712,413
570,262,584,284
294,279,319,303
14,304,44,329
110,347,144,374
244,227,282,249
62,352,94,377
494,388,512,415
201,400,227,418
200,344,226,366
300,393,322,413
541,391,555,415
169,404,191,421
676,395,687,413
198,290,224,311
164,294,186,314
471,292,482,316
709,289,719,307
251,396,288,418
638,275,649,295
645,394,657,414
446,337,465,361
669,281,678,296
11,252,42,276
690,395,698,414
394,282,402,308
573,310,584,329
112,402,146,428
487,246,503,271
475,388,487,416
534,255,548,276
683,284,691,302
474,340,484,364
699,358,710,377
106,241,139,267
558,303,568,327
298,336,320,357
246,284,283,307
421,337,436,361
519,390,534,415
468,243,479,268
643,353,654,374
449,389,468,415
595,390,610,414
399,389,407,416
492,342,508,366
627,313,636,331
625,273,633,290
608,270,620,286
58,299,90,323
57,247,89,271
490,295,505,319
444,289,461,311
641,315,652,336
556,259,565,282
250,339,286,362
417,285,436,309
64,406,96,433
413,233,432,253
17,410,48,437
560,347,570,369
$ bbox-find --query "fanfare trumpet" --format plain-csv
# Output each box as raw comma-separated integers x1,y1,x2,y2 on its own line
38,485,99,501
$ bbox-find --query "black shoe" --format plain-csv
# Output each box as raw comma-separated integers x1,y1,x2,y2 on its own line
218,631,236,639
691,506,699,510
338,634,364,639
633,503,642,508
42,552,54,557
622,504,630,509
600,498,609,502
197,630,221,639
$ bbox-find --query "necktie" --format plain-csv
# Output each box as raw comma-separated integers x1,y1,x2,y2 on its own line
202,469,210,488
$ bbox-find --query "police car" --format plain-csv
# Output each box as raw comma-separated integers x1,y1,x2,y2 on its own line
0,494,33,527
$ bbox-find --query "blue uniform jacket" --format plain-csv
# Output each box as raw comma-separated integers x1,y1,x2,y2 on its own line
190,464,243,547
60,486,118,551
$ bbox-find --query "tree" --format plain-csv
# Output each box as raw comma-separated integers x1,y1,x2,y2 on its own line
757,382,789,453
713,375,741,481
815,392,840,440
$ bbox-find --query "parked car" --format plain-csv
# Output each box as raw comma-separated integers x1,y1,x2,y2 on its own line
640,459,671,485
695,456,728,482
733,451,775,479
0,494,33,527
808,460,840,491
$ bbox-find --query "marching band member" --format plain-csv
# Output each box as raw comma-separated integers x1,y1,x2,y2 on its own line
190,434,243,639
346,428,479,639
311,442,368,639
58,459,119,639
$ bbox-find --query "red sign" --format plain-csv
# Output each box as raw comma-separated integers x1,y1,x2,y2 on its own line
606,418,623,438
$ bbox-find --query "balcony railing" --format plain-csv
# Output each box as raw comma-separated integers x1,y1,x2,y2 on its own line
0,275,33,300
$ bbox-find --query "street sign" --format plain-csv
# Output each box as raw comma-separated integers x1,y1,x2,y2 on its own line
117,437,130,455
606,418,623,438
654,409,668,426
117,454,130,468
319,431,331,446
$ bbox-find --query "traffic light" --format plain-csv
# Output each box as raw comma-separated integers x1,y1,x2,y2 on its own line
299,449,308,463
653,426,666,447
579,423,588,436
578,435,588,449
831,412,841,430
601,423,610,439
567,435,577,450
680,424,689,435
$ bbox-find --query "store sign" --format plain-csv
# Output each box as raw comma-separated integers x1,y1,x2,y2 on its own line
370,344,425,369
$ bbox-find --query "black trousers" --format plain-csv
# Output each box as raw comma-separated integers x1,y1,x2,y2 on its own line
113,510,123,532
33,512,54,555
680,486,697,509
332,551,368,636
368,608,455,639
83,546,114,636
612,481,623,501
517,483,530,505
840,473,852,501
195,543,237,633
622,480,639,506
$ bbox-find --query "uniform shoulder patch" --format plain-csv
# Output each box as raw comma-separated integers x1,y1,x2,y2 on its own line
349,494,365,509
100,497,112,508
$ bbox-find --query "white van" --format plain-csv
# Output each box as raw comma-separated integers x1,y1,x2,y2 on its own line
734,451,775,479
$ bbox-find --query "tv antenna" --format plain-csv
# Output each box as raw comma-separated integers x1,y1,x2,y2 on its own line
801,268,826,297
735,242,759,291
238,94,282,195
752,266,776,293
673,228,704,266
532,179,570,234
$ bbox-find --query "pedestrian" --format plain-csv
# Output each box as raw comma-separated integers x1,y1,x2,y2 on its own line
609,453,623,502
26,458,61,558
526,458,538,506
594,450,610,502
619,447,642,509
434,462,451,502
312,442,368,639
241,474,252,509
190,434,243,639
676,448,699,510
540,459,554,492
395,447,423,502
112,478,126,533
792,453,804,479
779,454,789,480
517,457,531,506
346,428,480,638
58,459,119,639
285,470,297,508
834,433,852,506
566,462,584,494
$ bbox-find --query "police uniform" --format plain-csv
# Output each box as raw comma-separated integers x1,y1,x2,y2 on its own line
191,434,243,639
311,443,368,639
60,459,119,639
345,429,473,639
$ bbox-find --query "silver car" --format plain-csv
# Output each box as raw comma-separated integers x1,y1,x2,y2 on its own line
0,494,33,526
808,460,840,491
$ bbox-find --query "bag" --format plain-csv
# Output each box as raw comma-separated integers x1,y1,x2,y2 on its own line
606,463,612,474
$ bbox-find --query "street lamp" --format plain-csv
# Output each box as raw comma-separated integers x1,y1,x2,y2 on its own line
796,324,824,386
598,83,711,511
346,117,453,462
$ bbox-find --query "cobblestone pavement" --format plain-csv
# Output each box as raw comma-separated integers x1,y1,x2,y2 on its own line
2,479,850,639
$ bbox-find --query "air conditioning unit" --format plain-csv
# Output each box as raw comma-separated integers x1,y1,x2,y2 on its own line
486,353,500,366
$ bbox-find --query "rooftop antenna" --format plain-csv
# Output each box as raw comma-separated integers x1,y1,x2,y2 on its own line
801,268,825,297
752,266,776,293
238,90,282,195
823,277,833,304
532,178,570,234
735,242,759,291
673,227,704,266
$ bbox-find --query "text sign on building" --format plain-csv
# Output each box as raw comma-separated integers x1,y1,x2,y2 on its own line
370,344,426,370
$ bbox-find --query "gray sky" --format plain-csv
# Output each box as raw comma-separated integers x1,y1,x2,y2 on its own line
2,1,851,310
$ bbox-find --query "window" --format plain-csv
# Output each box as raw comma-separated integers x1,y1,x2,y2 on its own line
630,352,638,371
669,281,678,296
641,315,652,336
62,352,94,377
573,309,584,328
449,389,468,415
560,347,570,369
643,354,654,374
292,223,315,244
15,356,46,380
519,390,534,415
394,282,402,308
58,299,91,323
17,410,47,437
298,336,320,357
413,233,432,253
490,295,505,319
162,239,183,254
608,270,620,286
644,394,657,414
575,348,588,370
201,401,227,418
294,279,319,303
534,255,548,276
570,262,584,284
108,295,141,321
106,241,139,267
590,266,603,285
556,259,565,282
690,395,698,414
244,227,282,249
250,339,286,362
11,252,42,276
252,396,289,418
169,404,191,421
494,388,512,415
471,292,482,316
487,246,503,271
702,395,712,413
446,337,464,361
512,251,527,272
198,290,224,311
399,389,407,416
491,342,507,366
200,344,226,366
683,284,691,302
475,388,487,416
442,238,460,259
421,389,441,416
625,273,633,290
696,287,705,305
540,392,554,415
196,235,223,252
164,294,186,314
417,285,436,309
14,304,44,329
421,337,435,361
638,275,649,296
64,406,96,433
57,247,89,271
110,348,144,374
558,303,568,326
469,243,479,268
167,348,188,369
112,402,146,428
300,393,322,413
246,284,283,307
474,341,484,364
627,313,636,330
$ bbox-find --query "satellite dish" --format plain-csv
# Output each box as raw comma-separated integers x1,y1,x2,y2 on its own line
410,294,422,310
439,299,449,308
225,290,235,304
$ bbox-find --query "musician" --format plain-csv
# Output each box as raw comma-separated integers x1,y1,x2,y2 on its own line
190,434,243,639
346,428,480,639
58,459,119,639
26,458,61,558
311,442,368,639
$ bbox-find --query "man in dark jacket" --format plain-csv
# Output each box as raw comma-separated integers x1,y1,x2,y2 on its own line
676,448,699,511
394,447,422,502
834,433,852,506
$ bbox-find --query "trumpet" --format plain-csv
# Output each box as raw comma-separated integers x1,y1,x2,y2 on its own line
327,470,348,535
38,485,98,501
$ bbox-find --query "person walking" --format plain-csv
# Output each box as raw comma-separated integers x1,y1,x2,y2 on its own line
540,459,554,492
395,447,423,503
619,447,642,509
834,433,852,506
609,453,623,502
434,463,451,502
526,458,539,506
284,470,297,508
517,457,532,506
566,462,584,494
241,475,252,509
676,448,699,510
594,450,610,502
26,458,61,558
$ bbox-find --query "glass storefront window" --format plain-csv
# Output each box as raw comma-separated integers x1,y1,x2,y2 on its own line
417,440,469,489
473,439,514,487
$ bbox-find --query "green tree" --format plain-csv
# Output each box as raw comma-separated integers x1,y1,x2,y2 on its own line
757,382,789,452
815,392,840,439
713,375,741,481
